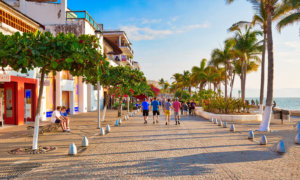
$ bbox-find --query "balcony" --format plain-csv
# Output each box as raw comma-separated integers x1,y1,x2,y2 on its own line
66,11,103,31
120,42,134,56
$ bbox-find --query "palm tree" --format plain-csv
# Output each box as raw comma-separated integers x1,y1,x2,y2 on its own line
227,25,262,101
205,66,221,91
210,40,235,103
277,0,300,33
191,58,208,91
172,73,184,98
226,0,284,131
158,78,165,89
229,1,286,110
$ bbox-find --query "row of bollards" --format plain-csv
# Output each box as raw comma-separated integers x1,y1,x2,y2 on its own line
69,111,141,156
69,124,113,155
209,117,300,154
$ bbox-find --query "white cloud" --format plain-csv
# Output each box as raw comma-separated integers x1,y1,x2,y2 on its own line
120,23,210,41
141,18,162,24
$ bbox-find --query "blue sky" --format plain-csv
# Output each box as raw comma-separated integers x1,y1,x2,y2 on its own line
69,0,300,97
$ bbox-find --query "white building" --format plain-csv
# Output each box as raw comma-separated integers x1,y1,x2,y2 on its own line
4,0,105,120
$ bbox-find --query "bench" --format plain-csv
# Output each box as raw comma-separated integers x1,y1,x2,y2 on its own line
273,108,291,124
27,123,60,135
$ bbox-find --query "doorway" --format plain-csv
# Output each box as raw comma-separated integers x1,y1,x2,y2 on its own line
24,83,35,122
4,82,16,125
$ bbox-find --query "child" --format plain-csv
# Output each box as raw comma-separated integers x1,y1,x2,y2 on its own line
61,106,70,132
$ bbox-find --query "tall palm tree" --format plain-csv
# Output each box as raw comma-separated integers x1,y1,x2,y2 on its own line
191,58,208,91
229,1,285,109
172,73,184,98
158,78,165,89
227,0,284,131
277,0,300,32
227,25,262,101
210,40,235,103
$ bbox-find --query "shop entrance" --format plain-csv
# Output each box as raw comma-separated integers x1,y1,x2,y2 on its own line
4,82,16,125
62,91,70,113
24,83,35,122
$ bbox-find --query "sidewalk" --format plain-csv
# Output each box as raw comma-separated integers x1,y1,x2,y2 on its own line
0,110,300,179
0,109,128,179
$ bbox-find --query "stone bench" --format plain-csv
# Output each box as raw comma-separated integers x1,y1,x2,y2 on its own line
27,122,60,135
273,108,291,124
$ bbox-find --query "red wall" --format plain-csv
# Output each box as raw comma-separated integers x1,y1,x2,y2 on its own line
10,76,37,125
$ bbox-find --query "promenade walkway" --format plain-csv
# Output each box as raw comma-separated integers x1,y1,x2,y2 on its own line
0,110,299,179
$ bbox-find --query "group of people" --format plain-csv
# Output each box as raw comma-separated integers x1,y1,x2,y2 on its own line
140,97,197,125
51,106,71,132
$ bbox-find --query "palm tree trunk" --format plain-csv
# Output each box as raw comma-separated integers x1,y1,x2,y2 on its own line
117,98,122,117
230,72,235,98
225,63,228,102
259,8,274,132
241,57,247,101
180,88,184,98
259,31,267,112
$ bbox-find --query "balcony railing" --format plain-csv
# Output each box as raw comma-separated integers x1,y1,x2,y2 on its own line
66,11,103,31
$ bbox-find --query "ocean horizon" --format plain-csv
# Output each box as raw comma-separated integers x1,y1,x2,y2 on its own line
246,97,300,110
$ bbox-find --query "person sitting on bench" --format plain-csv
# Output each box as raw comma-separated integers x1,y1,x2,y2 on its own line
61,106,70,131
51,106,68,132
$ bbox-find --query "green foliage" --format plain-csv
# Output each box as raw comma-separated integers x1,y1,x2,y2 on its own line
203,97,250,114
175,90,190,101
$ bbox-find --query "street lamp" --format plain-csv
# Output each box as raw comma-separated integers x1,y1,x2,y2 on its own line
95,30,103,129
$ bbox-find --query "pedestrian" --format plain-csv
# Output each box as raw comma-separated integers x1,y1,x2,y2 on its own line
187,101,192,115
61,106,71,132
51,106,68,132
164,99,172,125
180,99,184,115
183,101,188,116
151,97,160,124
172,98,181,125
256,99,259,107
191,101,196,116
141,98,150,124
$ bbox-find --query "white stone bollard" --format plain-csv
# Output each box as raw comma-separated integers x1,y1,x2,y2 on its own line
295,133,300,144
296,122,300,132
248,130,254,139
68,143,77,155
100,127,105,136
218,120,222,126
115,120,119,126
209,117,213,122
119,118,122,125
214,118,218,124
223,122,227,128
106,124,111,133
82,136,89,147
276,140,286,154
230,124,235,132
260,135,267,145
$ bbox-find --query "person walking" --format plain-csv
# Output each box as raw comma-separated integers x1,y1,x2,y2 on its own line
141,98,150,124
183,101,188,116
191,101,196,116
151,97,160,124
172,98,181,125
187,101,192,115
164,99,172,125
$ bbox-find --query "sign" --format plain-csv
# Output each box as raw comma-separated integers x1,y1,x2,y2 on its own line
0,74,10,82
25,89,32,119
122,55,127,61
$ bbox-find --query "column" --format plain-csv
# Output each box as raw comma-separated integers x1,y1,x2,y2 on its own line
55,72,62,107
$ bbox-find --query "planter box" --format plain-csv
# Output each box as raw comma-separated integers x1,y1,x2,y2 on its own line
195,107,262,122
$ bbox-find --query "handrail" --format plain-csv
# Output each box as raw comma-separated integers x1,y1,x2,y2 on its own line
66,11,103,31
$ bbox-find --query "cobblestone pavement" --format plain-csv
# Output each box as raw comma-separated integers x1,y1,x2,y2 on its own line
1,110,300,180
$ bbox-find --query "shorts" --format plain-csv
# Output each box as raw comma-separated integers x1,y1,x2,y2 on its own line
165,110,171,116
174,111,180,116
153,110,160,116
143,110,149,116
55,119,61,123
184,109,188,112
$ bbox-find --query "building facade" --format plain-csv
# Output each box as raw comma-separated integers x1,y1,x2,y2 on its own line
0,0,44,125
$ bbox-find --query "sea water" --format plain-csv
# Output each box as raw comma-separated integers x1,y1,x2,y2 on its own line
247,97,300,110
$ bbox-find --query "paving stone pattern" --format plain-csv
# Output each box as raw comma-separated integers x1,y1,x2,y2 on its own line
0,111,300,179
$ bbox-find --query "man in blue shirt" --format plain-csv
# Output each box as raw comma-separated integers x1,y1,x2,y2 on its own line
141,98,150,124
151,97,160,124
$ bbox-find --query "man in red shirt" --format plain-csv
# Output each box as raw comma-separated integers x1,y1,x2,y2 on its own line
172,98,181,125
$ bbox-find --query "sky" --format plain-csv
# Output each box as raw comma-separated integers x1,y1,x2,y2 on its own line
68,0,300,97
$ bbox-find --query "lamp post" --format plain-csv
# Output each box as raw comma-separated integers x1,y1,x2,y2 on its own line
95,30,103,129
